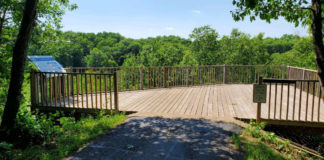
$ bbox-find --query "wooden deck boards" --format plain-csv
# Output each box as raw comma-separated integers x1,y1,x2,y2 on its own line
118,84,324,122
51,84,324,123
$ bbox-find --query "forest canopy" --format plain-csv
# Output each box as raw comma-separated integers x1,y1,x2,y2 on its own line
25,26,315,69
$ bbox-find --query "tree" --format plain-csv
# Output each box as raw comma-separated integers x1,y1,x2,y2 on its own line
85,48,117,67
0,0,38,138
180,51,198,66
189,26,220,65
231,0,324,85
270,37,316,69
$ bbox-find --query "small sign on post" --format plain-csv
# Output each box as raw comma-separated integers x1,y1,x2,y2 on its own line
253,84,267,103
253,77,267,123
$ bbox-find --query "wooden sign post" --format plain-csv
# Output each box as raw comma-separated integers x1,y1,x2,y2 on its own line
253,76,267,123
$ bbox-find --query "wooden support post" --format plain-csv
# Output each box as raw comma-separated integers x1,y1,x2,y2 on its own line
223,64,226,84
282,65,286,79
74,112,81,122
287,66,290,80
30,70,36,113
303,67,306,80
140,66,143,90
163,67,167,88
186,67,189,86
256,76,263,123
113,71,119,111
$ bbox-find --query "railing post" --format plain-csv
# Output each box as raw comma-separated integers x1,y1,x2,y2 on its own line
186,67,189,86
287,66,290,80
163,67,167,88
282,65,286,79
302,67,306,80
113,71,119,111
223,64,226,84
30,70,36,112
140,66,143,90
256,76,263,123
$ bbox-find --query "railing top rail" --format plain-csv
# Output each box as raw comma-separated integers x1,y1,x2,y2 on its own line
65,64,286,70
263,78,319,83
287,66,317,72
33,71,114,76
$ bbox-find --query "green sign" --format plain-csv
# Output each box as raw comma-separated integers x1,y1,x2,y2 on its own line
253,84,267,103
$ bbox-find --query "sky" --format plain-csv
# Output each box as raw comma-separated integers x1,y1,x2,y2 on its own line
61,0,309,39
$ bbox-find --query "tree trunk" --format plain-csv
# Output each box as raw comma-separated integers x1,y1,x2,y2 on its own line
0,0,38,136
311,0,324,86
0,9,7,44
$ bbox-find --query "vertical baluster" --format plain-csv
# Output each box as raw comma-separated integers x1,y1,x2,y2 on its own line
85,73,88,109
62,74,66,107
286,83,290,120
279,83,283,119
71,74,75,108
34,72,39,106
148,68,151,88
100,74,102,109
305,82,310,121
53,73,57,106
58,74,62,107
318,86,322,122
95,74,98,109
81,74,84,108
66,74,70,107
44,74,48,106
76,73,79,108
292,82,297,120
274,83,277,119
268,82,272,119
311,81,316,121
110,76,113,109
298,81,303,121
104,75,108,109
40,73,45,106
90,74,93,108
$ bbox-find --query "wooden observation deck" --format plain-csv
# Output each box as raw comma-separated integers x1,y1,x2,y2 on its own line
30,65,324,128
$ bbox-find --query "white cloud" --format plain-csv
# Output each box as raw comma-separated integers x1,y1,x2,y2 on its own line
192,10,201,14
166,27,175,31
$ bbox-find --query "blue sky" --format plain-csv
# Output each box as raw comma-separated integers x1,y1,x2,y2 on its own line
62,0,309,39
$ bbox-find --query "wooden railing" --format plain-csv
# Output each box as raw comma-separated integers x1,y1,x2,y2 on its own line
30,70,119,111
287,66,318,81
67,65,287,91
32,65,324,125
261,79,323,124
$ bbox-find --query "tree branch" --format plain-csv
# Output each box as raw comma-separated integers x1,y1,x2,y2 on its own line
301,7,315,12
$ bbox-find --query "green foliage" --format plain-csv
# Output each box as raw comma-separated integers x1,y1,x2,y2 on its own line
270,37,316,69
0,142,13,160
241,120,319,159
1,113,126,160
231,133,242,149
247,120,265,138
231,0,310,27
24,25,315,70
190,25,220,65
243,139,285,160
180,51,198,66
85,48,117,67
231,124,286,160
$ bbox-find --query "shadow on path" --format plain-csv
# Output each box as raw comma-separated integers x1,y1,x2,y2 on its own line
67,117,243,160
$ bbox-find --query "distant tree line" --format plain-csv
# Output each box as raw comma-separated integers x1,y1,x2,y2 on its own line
25,26,316,70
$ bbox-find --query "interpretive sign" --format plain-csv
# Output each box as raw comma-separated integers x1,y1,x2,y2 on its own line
28,56,66,73
253,84,267,103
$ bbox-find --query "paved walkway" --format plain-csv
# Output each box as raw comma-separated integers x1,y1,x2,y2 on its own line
67,117,243,160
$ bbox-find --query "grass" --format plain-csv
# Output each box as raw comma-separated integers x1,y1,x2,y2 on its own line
232,133,285,160
2,113,126,160
231,121,321,160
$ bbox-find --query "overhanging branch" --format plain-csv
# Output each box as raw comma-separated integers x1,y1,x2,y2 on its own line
301,7,315,12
